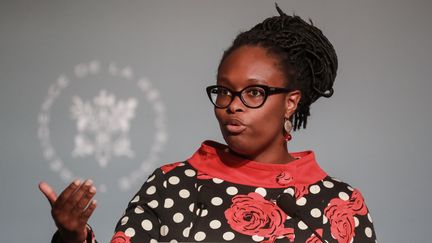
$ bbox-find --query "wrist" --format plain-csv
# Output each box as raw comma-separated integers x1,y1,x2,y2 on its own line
58,227,88,243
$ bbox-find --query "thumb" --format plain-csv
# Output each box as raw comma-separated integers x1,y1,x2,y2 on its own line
38,181,58,207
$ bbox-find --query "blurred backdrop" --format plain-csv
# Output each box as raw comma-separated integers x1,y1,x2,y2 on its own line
1,0,431,242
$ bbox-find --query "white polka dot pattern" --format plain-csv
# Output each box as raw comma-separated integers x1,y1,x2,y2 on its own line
223,231,235,241
188,203,195,212
209,220,221,229
141,219,153,231
168,176,180,185
226,186,238,195
354,216,359,227
182,223,192,237
173,212,184,223
125,227,135,237
212,178,224,184
134,206,144,214
184,169,196,177
252,235,264,242
323,180,334,188
311,208,321,218
323,215,328,224
130,195,139,203
120,216,128,225
365,227,373,238
296,197,307,206
148,200,158,208
211,197,223,206
284,187,295,196
164,198,174,208
194,231,206,241
298,220,308,230
147,174,155,182
197,208,208,217
146,186,156,195
255,187,267,197
310,185,320,194
179,189,190,198
160,225,169,236
109,164,376,243
339,191,350,201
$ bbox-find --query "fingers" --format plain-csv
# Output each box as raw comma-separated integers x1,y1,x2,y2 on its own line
80,199,97,223
39,181,58,206
42,178,98,238
55,179,82,208
70,180,97,216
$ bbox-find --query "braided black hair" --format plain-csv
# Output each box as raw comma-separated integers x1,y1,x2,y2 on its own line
219,3,338,130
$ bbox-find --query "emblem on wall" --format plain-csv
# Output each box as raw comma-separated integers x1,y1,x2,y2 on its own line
37,60,168,192
71,90,137,168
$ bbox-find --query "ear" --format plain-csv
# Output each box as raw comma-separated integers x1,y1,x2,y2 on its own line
284,90,301,118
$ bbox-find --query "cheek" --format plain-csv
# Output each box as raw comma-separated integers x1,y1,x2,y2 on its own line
214,108,223,124
252,109,283,135
254,99,285,128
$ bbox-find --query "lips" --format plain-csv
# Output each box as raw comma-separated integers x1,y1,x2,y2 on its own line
224,118,247,134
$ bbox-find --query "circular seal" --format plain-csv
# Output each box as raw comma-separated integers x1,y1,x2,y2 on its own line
37,60,168,192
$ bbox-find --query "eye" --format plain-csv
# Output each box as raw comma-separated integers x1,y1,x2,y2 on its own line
245,87,265,98
216,88,231,96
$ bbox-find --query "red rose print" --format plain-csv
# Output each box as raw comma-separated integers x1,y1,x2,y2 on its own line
160,162,182,174
276,172,293,186
324,189,369,243
325,204,355,243
294,184,309,199
348,189,368,215
110,231,131,243
275,171,309,199
306,228,323,243
224,192,294,243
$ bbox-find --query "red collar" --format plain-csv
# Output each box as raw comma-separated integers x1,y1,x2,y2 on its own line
187,140,327,188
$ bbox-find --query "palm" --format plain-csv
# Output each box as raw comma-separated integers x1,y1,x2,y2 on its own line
39,180,97,243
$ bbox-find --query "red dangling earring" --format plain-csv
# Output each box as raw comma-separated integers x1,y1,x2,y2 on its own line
284,119,293,141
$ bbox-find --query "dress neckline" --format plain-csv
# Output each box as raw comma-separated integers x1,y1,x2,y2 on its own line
187,140,327,188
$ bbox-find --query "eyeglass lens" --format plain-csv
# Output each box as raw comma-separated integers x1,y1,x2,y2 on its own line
209,86,266,108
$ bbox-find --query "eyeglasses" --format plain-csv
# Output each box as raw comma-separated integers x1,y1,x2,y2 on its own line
206,85,291,109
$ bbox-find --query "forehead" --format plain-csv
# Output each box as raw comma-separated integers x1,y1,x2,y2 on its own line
217,45,286,88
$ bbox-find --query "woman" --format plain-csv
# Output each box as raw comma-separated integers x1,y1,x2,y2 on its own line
40,5,377,243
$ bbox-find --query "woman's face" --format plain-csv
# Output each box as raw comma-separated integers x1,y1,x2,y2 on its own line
215,45,300,158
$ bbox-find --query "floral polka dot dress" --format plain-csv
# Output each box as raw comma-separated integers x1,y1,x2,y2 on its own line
65,140,377,243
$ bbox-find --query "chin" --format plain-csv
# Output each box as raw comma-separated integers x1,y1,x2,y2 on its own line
223,134,255,157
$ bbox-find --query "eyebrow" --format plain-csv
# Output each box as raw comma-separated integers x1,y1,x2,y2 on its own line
216,77,269,86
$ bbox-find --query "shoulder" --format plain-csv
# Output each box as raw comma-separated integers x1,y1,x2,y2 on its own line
321,176,356,194
317,176,372,221
318,176,368,203
139,161,196,189
319,177,377,241
144,161,194,178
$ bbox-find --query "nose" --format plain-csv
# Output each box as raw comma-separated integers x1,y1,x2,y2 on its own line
227,95,245,113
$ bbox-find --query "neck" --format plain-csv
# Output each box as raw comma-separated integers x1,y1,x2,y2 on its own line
232,141,296,164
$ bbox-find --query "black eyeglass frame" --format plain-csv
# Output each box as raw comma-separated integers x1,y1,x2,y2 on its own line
206,85,292,109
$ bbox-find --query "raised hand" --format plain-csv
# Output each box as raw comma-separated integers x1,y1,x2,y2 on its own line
39,180,97,243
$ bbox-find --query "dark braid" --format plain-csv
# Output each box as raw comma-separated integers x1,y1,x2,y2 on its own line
219,3,338,130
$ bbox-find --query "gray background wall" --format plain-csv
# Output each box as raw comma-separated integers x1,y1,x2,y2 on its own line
1,0,431,242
